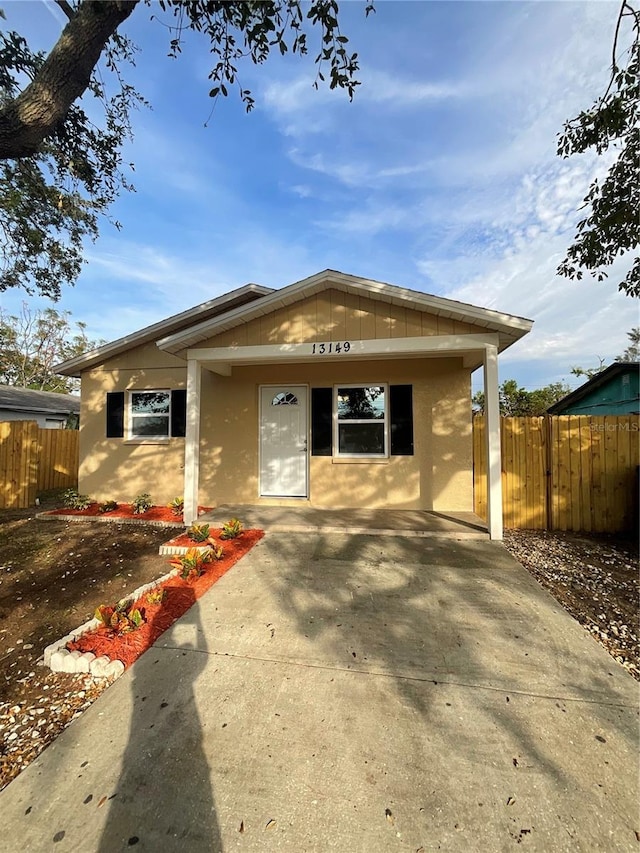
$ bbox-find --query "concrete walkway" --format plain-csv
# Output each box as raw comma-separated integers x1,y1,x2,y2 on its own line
0,530,637,852
200,505,489,538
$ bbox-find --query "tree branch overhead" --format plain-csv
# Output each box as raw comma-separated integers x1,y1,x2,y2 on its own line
0,1,138,159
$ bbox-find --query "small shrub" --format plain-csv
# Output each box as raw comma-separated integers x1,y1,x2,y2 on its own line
169,547,213,580
186,523,210,543
62,489,92,510
220,518,243,540
167,496,184,516
98,500,118,514
95,602,145,635
132,492,152,514
207,540,224,561
145,588,165,606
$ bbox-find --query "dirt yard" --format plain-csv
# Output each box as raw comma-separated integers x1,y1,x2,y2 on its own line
0,503,638,792
0,500,183,791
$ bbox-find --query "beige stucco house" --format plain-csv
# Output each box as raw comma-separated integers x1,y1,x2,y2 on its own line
55,270,533,539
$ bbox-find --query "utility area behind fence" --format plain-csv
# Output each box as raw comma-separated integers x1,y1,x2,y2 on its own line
0,420,79,509
474,415,639,533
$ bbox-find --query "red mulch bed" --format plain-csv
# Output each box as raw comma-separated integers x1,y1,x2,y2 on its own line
45,504,212,523
164,531,229,548
67,530,263,668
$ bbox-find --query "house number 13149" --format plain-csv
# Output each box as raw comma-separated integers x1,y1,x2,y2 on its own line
311,341,351,355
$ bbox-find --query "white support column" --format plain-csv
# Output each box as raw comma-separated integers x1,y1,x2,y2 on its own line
483,344,503,540
183,358,202,526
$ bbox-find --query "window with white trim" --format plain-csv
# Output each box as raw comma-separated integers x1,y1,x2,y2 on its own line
128,390,171,439
334,384,388,457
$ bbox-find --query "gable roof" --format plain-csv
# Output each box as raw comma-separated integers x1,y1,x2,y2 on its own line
547,361,640,414
55,283,273,377
56,270,533,377
158,269,533,354
0,385,80,416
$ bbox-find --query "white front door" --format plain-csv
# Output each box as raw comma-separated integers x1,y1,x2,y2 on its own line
260,386,308,497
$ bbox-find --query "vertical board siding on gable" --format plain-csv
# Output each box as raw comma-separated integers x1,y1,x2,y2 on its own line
420,312,439,336
315,292,333,339
300,296,317,341
375,300,391,339
330,289,347,341
358,295,377,340
205,290,483,348
343,291,361,340
436,316,455,335
389,303,408,339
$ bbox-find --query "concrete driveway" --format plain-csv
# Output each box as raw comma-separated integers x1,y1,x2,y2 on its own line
0,529,637,852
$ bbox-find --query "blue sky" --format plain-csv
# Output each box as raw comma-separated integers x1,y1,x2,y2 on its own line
2,0,638,391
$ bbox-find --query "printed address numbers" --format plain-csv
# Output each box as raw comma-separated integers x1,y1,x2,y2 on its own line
311,341,351,355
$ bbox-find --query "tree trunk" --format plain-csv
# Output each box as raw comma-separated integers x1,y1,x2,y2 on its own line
0,0,139,160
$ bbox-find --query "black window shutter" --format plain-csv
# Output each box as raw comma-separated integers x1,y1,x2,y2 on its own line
390,385,413,456
311,387,333,456
171,389,187,437
106,392,125,438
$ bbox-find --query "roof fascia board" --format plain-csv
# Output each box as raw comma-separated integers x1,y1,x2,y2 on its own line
54,284,273,376
1,405,77,414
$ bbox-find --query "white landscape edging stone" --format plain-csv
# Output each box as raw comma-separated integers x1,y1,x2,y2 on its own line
158,542,212,556
36,511,183,529
42,568,179,679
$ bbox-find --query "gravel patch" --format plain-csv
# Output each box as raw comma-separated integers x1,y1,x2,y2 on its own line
503,529,639,680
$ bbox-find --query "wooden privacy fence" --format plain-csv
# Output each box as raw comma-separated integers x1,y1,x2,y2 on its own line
473,415,640,533
0,421,79,509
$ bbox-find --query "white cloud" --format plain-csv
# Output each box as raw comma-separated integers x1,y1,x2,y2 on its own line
263,67,460,119
317,203,413,237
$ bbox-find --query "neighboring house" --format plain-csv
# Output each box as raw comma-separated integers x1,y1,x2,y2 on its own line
55,270,533,538
547,362,640,416
0,385,80,429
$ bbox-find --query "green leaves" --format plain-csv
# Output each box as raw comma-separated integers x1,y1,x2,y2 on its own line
0,0,370,299
220,518,243,539
95,602,146,635
186,523,211,542
0,19,144,299
132,493,153,514
472,380,573,416
177,0,368,110
0,303,103,392
558,2,639,298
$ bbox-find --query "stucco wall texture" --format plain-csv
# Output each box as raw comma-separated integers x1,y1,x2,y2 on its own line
77,292,474,511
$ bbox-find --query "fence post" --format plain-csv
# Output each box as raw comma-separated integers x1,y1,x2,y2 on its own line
544,415,552,530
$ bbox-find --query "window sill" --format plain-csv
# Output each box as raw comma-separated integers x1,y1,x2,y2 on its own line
123,438,172,445
331,456,389,464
